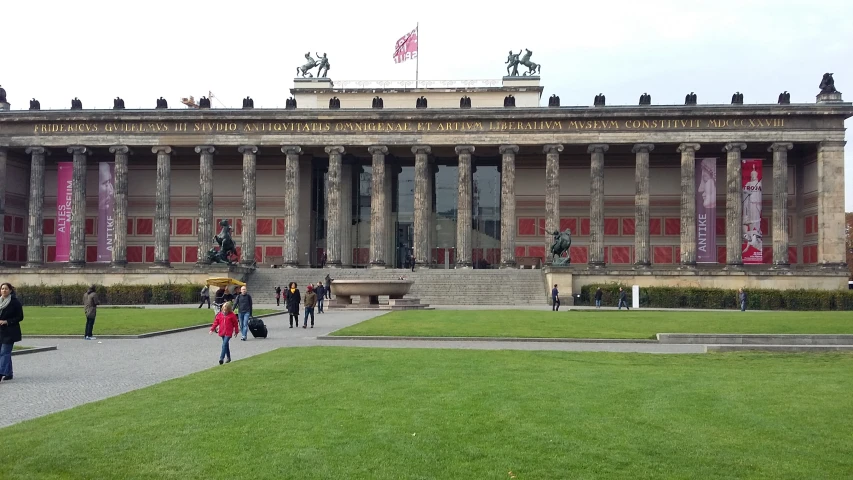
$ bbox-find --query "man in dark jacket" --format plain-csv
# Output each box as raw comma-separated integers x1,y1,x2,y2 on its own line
551,284,560,311
617,287,630,310
594,288,603,308
739,288,747,312
83,285,99,340
235,286,253,341
0,282,24,382
315,282,326,313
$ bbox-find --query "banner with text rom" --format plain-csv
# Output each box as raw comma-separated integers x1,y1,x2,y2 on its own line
97,162,115,262
695,157,717,263
55,162,73,262
741,158,763,264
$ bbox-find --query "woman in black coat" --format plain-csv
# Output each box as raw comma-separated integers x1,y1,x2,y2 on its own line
0,282,24,382
285,282,301,328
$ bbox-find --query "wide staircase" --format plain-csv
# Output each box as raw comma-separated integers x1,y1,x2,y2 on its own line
246,268,547,306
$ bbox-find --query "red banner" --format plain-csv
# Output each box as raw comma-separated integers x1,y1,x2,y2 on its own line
741,158,763,264
393,27,418,64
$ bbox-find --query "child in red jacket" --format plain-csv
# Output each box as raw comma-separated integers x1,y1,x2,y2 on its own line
210,302,239,365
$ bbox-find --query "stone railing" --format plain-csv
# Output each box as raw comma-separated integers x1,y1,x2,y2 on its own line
332,79,503,89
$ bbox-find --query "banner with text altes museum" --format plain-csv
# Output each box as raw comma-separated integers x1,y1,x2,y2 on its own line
696,158,717,263
97,162,115,262
742,158,764,264
55,162,73,262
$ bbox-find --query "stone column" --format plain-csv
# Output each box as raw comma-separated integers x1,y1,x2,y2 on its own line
68,146,90,268
455,145,475,268
325,146,344,267
412,145,432,267
499,145,519,268
544,144,563,265
724,143,747,266
633,144,655,267
109,146,130,267
340,163,353,267
152,146,172,267
195,146,215,266
281,146,302,267
0,147,7,265
769,143,793,267
238,145,257,266
678,143,701,266
24,147,48,267
368,145,388,268
588,144,608,267
817,140,847,267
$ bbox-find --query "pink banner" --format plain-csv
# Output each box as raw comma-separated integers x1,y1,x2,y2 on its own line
393,27,418,64
696,158,717,263
97,162,115,262
55,162,73,262
742,158,763,264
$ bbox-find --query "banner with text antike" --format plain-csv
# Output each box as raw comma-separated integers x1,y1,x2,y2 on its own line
741,158,764,264
97,162,115,262
55,162,73,262
695,158,717,263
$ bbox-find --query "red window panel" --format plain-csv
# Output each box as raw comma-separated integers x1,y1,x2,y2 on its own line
127,219,134,235
185,246,199,264
788,246,797,264
804,216,812,235
649,218,661,236
235,246,242,262
653,246,673,264
353,248,369,265
515,246,527,258
569,246,588,264
664,218,680,236
446,248,456,265
19,245,28,262
715,217,726,236
3,216,11,233
610,246,631,264
436,248,447,264
257,219,273,236
255,246,263,263
43,218,55,235
47,245,57,262
127,246,143,263
14,216,24,234
486,248,500,265
85,218,95,236
559,218,576,233
604,218,619,236
760,218,769,235
275,219,285,236
145,246,155,263
235,218,243,235
169,246,183,263
518,218,536,236
136,218,153,236
176,219,193,236
762,247,773,264
528,246,546,260
538,219,546,236
5,245,17,262
265,246,283,258
86,245,97,263
622,218,635,236
806,245,818,264
580,218,590,236
717,246,727,264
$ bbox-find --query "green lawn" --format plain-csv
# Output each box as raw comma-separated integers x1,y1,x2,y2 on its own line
21,307,277,335
332,309,853,339
12,345,31,351
2,347,851,479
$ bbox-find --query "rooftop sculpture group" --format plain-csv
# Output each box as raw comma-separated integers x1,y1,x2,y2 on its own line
113,97,125,109
296,52,331,78
819,73,840,94
505,49,540,77
242,96,254,108
156,97,168,109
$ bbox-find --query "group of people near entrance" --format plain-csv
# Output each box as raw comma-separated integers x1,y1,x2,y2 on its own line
275,279,331,328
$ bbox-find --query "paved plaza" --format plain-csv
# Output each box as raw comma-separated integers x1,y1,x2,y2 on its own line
1,306,703,428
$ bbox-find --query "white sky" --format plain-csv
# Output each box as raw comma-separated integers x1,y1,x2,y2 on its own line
4,0,853,208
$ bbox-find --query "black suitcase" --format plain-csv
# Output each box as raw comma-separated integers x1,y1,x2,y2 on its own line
248,317,268,338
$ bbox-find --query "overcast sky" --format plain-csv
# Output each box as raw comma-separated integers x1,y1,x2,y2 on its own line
4,0,853,208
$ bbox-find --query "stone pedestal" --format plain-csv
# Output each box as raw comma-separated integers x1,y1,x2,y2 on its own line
412,146,431,267
152,146,173,267
292,78,334,90
769,143,793,268
325,146,345,267
239,145,258,266
109,146,130,268
678,143,700,267
588,144,608,267
68,146,90,268
633,144,654,267
368,146,388,268
499,145,519,268
282,146,302,267
0,102,9,111
195,146,215,266
24,147,48,268
724,143,747,267
455,145,475,268
816,92,843,103
544,144,563,265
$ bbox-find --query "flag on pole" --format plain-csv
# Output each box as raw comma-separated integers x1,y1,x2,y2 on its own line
393,27,418,64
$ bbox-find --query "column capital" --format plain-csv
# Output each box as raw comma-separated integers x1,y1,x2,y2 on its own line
152,146,173,155
109,145,132,155
411,145,431,155
499,144,519,155
281,145,302,155
25,147,49,156
677,143,700,153
544,144,564,154
194,145,216,155
818,140,846,150
722,143,747,153
632,143,655,153
237,145,258,155
768,142,793,153
67,146,91,155
587,144,608,154
368,145,389,155
324,146,345,155
454,145,475,155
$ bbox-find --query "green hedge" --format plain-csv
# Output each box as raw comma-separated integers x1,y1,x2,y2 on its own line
578,284,853,311
15,284,205,306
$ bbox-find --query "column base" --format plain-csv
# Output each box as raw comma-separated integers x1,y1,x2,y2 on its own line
772,262,791,270
151,260,171,268
455,261,472,269
67,261,85,269
678,262,697,270
819,262,848,270
240,260,256,267
23,262,45,269
499,261,517,269
111,261,128,269
588,261,606,269
724,262,744,270
282,262,298,268
633,262,651,269
326,260,342,268
369,261,386,269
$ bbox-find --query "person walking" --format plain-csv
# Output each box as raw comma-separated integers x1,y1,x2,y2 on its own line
551,284,560,311
235,285,253,341
209,301,238,365
213,287,226,313
83,285,99,340
315,282,326,313
617,287,630,310
303,285,317,328
274,286,282,307
739,288,747,312
0,283,24,382
594,288,603,308
198,285,211,309
324,273,332,300
286,282,301,328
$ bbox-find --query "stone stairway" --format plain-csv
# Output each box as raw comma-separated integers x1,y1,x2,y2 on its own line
246,268,548,306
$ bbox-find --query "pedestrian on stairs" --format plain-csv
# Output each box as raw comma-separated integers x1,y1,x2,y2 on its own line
274,286,282,307
551,284,560,311
286,282,301,328
324,274,332,299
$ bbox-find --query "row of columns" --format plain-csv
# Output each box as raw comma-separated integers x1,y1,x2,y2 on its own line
7,141,843,269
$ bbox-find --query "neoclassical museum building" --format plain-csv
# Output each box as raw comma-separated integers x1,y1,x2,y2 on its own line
0,75,849,290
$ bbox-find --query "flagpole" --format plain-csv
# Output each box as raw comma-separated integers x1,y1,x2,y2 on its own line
415,22,419,89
